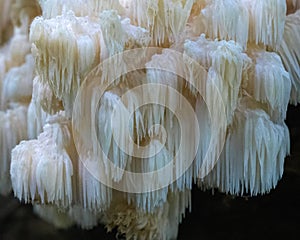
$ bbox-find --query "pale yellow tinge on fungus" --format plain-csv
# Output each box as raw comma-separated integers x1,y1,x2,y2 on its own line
244,0,286,49
0,0,13,44
30,12,102,115
286,0,300,14
103,189,191,240
122,0,195,46
38,0,124,19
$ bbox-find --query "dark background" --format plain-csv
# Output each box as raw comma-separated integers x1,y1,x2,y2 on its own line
1,104,299,240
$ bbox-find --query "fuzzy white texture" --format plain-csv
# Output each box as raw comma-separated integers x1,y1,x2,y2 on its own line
10,113,74,206
0,105,27,195
245,46,292,122
1,0,298,239
278,10,300,104
199,97,290,196
1,54,34,109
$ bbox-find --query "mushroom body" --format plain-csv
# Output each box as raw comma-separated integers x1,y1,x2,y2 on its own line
0,0,298,239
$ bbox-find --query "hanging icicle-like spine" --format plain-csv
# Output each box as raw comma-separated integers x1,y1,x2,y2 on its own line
0,105,27,195
184,34,251,124
10,113,74,206
245,0,286,49
191,0,249,49
38,0,124,19
245,47,291,122
199,97,290,196
124,0,194,46
277,10,300,104
30,12,102,111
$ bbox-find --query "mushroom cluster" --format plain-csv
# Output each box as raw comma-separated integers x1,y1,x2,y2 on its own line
0,0,299,239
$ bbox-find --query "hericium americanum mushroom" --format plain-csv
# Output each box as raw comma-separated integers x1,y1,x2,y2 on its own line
0,0,299,239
